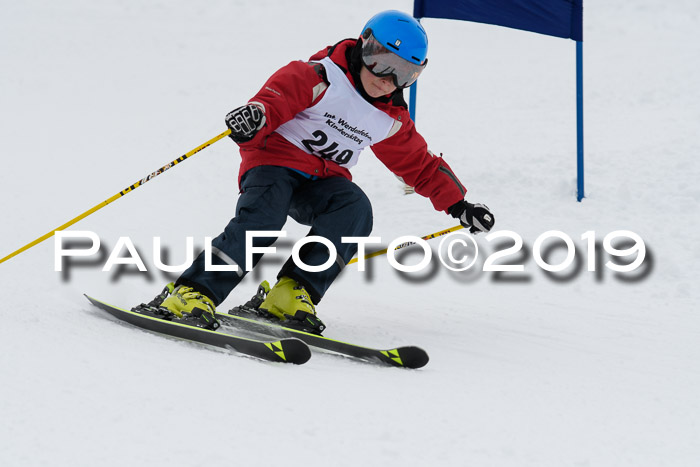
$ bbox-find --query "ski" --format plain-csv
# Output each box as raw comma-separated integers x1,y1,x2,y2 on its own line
85,295,311,365
215,310,430,369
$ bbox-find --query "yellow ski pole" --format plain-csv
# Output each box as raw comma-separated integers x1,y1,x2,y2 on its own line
347,224,465,265
0,129,232,265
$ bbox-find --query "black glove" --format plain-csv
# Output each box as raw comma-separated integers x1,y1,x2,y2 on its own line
449,200,495,234
225,104,266,143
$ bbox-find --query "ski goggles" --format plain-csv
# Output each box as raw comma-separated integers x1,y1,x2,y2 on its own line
361,31,427,89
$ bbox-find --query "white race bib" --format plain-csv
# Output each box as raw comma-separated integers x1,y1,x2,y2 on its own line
275,57,399,169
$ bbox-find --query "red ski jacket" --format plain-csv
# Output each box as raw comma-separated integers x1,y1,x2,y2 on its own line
237,39,466,213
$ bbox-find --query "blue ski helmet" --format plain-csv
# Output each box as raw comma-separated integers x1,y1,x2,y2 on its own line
360,10,428,88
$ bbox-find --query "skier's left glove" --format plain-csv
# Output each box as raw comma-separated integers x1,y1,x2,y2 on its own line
449,200,495,234
225,103,266,144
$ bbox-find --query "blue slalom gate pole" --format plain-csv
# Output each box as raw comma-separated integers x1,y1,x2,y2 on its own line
409,81,418,122
576,40,584,202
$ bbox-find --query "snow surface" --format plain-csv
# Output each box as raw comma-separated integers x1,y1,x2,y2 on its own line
2,1,699,466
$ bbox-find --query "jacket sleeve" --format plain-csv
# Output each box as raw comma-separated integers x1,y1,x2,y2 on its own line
239,60,327,148
370,117,467,213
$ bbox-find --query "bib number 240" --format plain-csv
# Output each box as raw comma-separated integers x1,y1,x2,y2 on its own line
301,130,353,165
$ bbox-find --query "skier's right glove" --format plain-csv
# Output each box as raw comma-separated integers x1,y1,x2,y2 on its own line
449,200,495,234
225,104,266,144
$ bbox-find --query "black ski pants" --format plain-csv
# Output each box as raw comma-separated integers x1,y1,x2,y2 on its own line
178,165,373,305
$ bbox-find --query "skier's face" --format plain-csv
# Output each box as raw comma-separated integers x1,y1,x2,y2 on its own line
360,65,397,98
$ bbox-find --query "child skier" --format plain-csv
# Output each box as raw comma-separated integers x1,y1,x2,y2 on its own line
158,10,495,333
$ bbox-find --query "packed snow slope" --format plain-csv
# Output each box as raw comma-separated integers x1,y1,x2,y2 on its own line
1,1,699,466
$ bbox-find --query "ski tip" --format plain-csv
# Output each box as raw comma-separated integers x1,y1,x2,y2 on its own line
401,346,430,369
276,338,312,365
381,346,430,369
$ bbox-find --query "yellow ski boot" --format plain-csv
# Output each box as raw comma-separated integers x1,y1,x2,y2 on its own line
259,277,326,334
161,284,219,330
